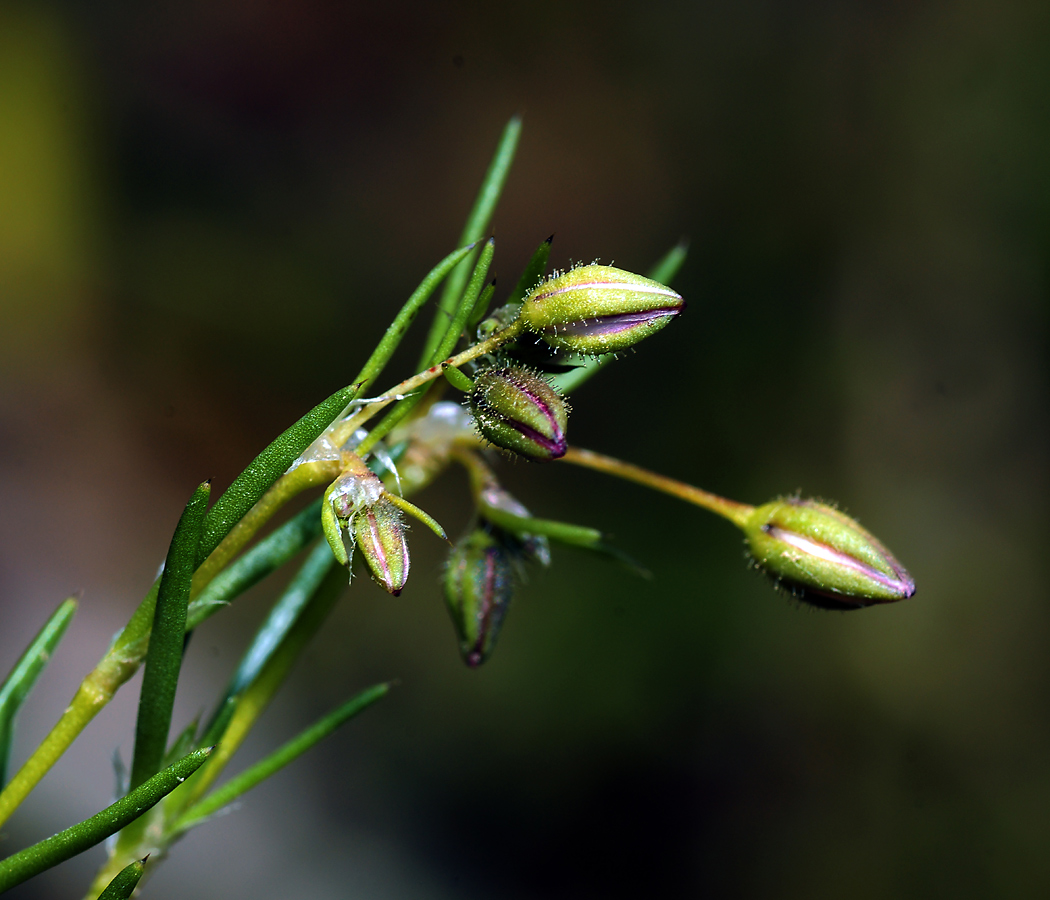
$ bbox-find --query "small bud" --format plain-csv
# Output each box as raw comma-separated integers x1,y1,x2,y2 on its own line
519,264,684,355
470,366,569,461
742,498,915,609
353,498,410,595
444,529,516,667
322,456,445,594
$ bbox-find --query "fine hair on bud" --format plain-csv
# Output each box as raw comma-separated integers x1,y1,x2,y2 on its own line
469,365,570,462
742,497,915,609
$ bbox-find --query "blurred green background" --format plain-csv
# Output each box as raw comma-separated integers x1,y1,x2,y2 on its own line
1,1,1048,897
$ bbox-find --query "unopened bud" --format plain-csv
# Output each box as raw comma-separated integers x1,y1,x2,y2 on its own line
743,498,915,608
519,264,684,355
353,498,410,595
470,366,569,461
444,530,516,667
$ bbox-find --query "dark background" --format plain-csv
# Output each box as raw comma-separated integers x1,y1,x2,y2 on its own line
1,1,1048,897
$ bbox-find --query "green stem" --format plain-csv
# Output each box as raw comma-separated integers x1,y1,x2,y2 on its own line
332,320,523,454
560,446,754,527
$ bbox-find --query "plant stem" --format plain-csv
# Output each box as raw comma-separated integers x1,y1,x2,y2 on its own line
560,446,754,527
329,320,523,451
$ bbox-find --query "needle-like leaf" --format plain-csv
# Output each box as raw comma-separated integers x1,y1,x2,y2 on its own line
171,543,345,814
129,482,210,793
173,683,389,834
196,540,338,752
354,243,477,394
505,234,554,306
358,240,496,458
420,116,521,367
185,498,323,631
196,382,361,567
0,596,77,788
0,748,211,893
96,857,147,900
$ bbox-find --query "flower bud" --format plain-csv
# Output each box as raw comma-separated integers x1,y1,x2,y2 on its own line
444,529,516,667
470,366,569,461
519,264,684,355
742,498,915,609
353,498,410,595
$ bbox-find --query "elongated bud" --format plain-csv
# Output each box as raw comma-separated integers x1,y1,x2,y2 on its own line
519,264,684,355
470,366,569,461
444,530,516,667
742,498,915,609
353,499,410,595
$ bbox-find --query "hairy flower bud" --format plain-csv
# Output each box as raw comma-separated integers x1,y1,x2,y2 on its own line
470,366,569,461
742,498,915,609
353,498,410,595
444,529,516,667
519,264,684,355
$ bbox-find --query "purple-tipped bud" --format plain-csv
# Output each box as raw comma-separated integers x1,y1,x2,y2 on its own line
519,264,684,355
743,498,915,609
470,366,569,461
353,498,410,595
444,529,516,667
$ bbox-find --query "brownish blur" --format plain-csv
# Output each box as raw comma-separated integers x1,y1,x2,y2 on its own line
1,1,1048,897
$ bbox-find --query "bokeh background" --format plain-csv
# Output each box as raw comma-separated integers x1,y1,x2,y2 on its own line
1,1,1048,897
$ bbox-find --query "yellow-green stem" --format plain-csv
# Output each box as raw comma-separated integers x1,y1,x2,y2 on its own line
326,321,522,451
561,446,754,528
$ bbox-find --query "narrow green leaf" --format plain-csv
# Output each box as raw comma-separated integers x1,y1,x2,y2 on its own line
161,718,199,771
0,748,211,894
478,501,649,575
480,503,604,547
0,597,77,789
466,280,497,333
170,548,345,814
198,540,337,749
353,243,477,395
420,116,521,367
196,382,361,566
647,238,689,285
129,482,210,792
174,683,389,834
185,498,323,632
551,239,689,395
430,238,495,367
97,857,147,900
505,234,553,306
359,240,495,459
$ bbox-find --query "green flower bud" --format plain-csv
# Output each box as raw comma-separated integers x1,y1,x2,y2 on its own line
353,498,410,596
743,498,915,609
519,264,684,355
470,366,569,461
444,529,516,667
